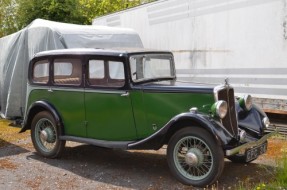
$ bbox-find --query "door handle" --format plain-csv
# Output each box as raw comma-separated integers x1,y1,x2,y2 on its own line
121,92,129,97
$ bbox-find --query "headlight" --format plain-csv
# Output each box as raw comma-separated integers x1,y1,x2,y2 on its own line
239,94,252,111
262,117,270,128
212,100,228,119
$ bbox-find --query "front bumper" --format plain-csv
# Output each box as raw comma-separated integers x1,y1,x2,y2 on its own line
225,130,278,156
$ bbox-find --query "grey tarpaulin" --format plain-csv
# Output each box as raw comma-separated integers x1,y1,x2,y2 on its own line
0,19,143,118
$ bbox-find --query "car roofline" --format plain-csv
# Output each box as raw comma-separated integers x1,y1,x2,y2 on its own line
33,48,172,58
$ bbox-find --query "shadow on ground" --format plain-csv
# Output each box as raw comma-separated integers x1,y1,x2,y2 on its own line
27,144,276,189
0,139,30,158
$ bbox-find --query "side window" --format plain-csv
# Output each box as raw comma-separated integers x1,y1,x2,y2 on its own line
89,60,105,79
53,58,82,85
88,60,105,86
88,59,125,87
33,60,49,84
109,61,125,87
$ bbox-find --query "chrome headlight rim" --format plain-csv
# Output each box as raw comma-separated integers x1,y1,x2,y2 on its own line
239,94,253,111
262,117,270,128
212,100,228,119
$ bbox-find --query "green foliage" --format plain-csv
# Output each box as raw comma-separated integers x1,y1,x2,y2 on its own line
16,0,87,29
0,0,156,37
271,154,287,188
78,0,151,24
253,155,287,190
0,0,19,37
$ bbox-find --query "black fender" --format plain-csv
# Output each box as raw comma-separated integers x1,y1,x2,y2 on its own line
128,112,234,150
20,100,62,133
237,102,267,137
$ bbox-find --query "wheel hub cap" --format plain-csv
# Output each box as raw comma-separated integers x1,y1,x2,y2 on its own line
185,148,204,166
40,128,55,143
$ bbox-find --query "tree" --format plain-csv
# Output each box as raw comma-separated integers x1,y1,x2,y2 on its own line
0,0,156,37
0,0,19,37
16,0,87,29
78,0,145,24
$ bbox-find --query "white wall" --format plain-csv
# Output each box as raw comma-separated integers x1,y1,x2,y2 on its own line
93,0,287,112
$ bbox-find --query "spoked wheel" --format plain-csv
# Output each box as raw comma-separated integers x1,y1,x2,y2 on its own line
31,111,65,158
167,127,224,187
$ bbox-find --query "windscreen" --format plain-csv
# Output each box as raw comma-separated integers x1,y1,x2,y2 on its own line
129,54,175,82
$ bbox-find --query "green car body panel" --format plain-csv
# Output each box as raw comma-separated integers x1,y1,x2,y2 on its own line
27,88,214,141
28,88,86,137
85,89,136,141
130,91,214,139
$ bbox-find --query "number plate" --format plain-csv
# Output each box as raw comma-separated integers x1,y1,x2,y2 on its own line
245,142,268,162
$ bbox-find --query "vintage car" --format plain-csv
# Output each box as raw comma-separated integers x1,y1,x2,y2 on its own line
21,48,276,187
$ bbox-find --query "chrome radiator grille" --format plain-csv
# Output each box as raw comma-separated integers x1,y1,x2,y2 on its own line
217,87,238,136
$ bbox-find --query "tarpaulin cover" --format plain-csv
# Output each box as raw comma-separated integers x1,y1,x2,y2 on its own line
0,19,143,118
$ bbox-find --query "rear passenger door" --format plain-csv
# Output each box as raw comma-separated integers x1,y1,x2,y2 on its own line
47,57,86,137
84,58,137,141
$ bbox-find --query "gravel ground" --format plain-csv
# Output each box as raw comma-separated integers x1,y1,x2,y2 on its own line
0,123,283,190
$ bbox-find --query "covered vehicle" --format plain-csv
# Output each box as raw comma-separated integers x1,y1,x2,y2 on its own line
21,48,276,187
0,19,142,118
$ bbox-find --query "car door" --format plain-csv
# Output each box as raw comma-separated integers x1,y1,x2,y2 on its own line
84,57,137,141
46,57,86,137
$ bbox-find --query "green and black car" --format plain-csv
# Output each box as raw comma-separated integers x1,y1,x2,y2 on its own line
21,48,276,187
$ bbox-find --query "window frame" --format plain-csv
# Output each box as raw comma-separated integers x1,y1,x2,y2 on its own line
128,53,176,84
52,57,83,87
29,57,51,86
31,59,50,84
85,56,128,90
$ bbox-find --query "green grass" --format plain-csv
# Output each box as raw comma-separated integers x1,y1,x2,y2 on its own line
253,155,287,190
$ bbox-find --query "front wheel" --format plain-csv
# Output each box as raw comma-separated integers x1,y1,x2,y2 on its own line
167,127,224,187
31,111,65,158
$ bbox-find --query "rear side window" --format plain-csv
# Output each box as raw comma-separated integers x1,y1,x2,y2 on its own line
89,60,105,79
33,60,49,84
53,58,82,85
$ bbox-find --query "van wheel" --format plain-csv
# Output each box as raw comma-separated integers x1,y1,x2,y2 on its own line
167,127,224,187
31,111,65,158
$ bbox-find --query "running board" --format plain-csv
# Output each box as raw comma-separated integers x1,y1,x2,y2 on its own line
59,136,134,149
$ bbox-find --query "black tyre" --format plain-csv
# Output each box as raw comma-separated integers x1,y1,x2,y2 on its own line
167,127,224,187
31,111,65,158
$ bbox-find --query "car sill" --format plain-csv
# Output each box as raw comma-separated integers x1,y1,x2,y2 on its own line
59,136,134,149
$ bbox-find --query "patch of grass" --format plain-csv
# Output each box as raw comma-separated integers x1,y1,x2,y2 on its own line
252,153,287,189
0,119,29,147
262,155,287,189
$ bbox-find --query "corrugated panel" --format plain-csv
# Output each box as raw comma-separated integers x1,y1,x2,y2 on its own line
147,0,281,25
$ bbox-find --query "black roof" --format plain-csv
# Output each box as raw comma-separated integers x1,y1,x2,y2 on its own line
34,48,172,58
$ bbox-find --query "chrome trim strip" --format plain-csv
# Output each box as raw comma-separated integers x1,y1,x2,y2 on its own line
28,85,84,92
27,85,123,94
85,89,125,94
225,130,278,156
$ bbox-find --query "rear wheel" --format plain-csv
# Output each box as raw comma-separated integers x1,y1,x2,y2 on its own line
167,127,224,187
31,111,65,158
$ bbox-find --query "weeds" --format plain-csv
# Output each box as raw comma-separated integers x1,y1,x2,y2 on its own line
253,155,287,190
